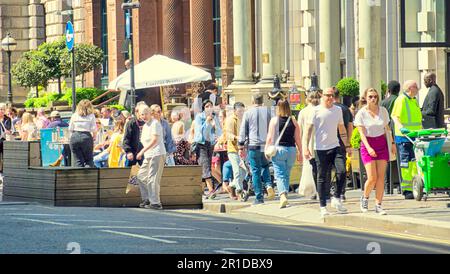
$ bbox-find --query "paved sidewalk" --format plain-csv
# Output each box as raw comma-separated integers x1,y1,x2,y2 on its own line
203,190,450,242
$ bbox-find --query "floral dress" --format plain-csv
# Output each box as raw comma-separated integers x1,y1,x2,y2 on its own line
174,139,197,165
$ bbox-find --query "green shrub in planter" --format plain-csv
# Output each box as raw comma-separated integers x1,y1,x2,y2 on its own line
60,87,106,106
381,80,387,99
108,104,126,111
351,128,362,149
336,77,360,97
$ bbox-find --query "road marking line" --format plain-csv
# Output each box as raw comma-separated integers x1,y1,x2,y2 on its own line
90,226,194,231
4,213,77,217
219,248,326,254
151,235,260,242
100,230,177,244
12,218,72,226
214,250,237,254
52,220,129,223
265,238,349,254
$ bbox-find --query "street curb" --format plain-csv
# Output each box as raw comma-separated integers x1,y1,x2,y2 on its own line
324,214,450,241
203,202,251,213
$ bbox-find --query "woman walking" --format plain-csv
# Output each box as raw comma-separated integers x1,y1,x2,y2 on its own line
193,100,221,198
265,99,303,208
69,99,97,168
136,104,167,210
354,88,396,215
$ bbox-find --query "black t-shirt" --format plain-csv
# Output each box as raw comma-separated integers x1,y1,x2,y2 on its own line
334,103,353,148
278,116,296,147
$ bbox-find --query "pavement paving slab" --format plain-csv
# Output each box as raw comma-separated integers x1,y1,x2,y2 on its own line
203,190,450,242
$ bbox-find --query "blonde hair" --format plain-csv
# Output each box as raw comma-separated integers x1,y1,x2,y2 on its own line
363,88,380,105
150,104,161,115
114,118,125,134
22,112,35,124
76,99,94,116
171,121,185,140
276,99,291,117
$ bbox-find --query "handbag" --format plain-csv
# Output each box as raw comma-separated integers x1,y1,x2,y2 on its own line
265,117,291,159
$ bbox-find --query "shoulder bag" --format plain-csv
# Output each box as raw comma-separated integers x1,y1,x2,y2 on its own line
265,116,291,160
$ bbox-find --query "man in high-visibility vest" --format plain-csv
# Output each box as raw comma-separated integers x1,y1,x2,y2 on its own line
391,80,422,199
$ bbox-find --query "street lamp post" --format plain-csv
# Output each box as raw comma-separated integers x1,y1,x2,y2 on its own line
122,1,140,116
1,33,17,105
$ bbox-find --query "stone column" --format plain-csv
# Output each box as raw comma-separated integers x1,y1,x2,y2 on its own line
260,0,282,83
189,0,214,73
231,0,253,84
319,0,341,89
345,0,356,78
220,0,234,88
162,0,183,60
358,0,381,95
28,0,45,50
386,0,399,82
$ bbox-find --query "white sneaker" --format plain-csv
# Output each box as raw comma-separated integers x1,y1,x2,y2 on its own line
360,197,369,213
331,197,348,213
320,207,330,218
375,204,387,215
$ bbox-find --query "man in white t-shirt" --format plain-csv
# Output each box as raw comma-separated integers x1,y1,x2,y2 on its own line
304,87,352,217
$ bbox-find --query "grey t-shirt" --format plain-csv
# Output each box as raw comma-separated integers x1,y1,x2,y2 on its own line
308,105,344,151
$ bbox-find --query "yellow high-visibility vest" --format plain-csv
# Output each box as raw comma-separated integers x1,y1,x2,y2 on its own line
392,93,423,137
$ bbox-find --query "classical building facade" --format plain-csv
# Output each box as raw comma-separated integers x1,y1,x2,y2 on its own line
0,0,226,103
0,0,448,111
224,0,449,109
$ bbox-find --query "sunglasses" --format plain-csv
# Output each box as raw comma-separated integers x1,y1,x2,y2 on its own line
368,95,378,99
323,94,335,98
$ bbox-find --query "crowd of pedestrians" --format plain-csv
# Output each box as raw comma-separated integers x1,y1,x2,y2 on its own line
0,73,446,216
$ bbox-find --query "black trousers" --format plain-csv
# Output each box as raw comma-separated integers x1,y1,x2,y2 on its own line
70,131,94,168
315,147,346,207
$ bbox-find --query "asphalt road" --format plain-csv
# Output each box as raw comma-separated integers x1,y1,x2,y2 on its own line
0,203,449,254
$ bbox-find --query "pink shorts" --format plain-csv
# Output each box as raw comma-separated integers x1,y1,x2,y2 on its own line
360,134,389,165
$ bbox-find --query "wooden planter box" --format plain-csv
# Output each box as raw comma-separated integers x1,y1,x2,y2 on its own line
2,141,203,209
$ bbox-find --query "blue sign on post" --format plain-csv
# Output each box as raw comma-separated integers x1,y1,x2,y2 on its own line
125,12,131,39
66,21,74,51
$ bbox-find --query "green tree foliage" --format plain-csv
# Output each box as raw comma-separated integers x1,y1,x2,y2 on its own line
12,50,51,96
336,77,360,97
60,43,104,79
37,38,68,94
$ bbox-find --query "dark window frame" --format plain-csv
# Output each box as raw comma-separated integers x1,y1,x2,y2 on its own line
400,0,450,48
101,0,109,80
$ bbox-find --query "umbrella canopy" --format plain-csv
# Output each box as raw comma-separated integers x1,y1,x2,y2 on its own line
108,54,212,91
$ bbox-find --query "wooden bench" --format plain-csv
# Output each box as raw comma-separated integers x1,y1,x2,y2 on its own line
2,141,203,209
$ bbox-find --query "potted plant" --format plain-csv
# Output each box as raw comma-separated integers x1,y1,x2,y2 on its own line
350,128,367,189
336,77,360,107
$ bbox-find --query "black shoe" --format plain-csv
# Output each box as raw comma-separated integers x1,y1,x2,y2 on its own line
404,191,414,200
139,199,150,208
145,203,163,210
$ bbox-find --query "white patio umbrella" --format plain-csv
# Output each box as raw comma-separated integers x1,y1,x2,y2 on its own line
108,54,212,91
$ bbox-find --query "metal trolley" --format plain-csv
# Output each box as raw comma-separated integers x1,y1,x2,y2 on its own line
404,129,450,201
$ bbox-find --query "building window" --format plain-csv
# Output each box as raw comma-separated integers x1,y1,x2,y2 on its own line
400,0,450,47
101,0,109,87
213,0,221,80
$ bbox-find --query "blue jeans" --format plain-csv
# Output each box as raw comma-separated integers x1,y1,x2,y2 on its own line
272,146,296,195
222,160,233,183
248,149,272,201
93,150,109,168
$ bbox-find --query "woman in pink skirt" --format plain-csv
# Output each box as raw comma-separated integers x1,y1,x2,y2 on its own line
354,88,396,215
